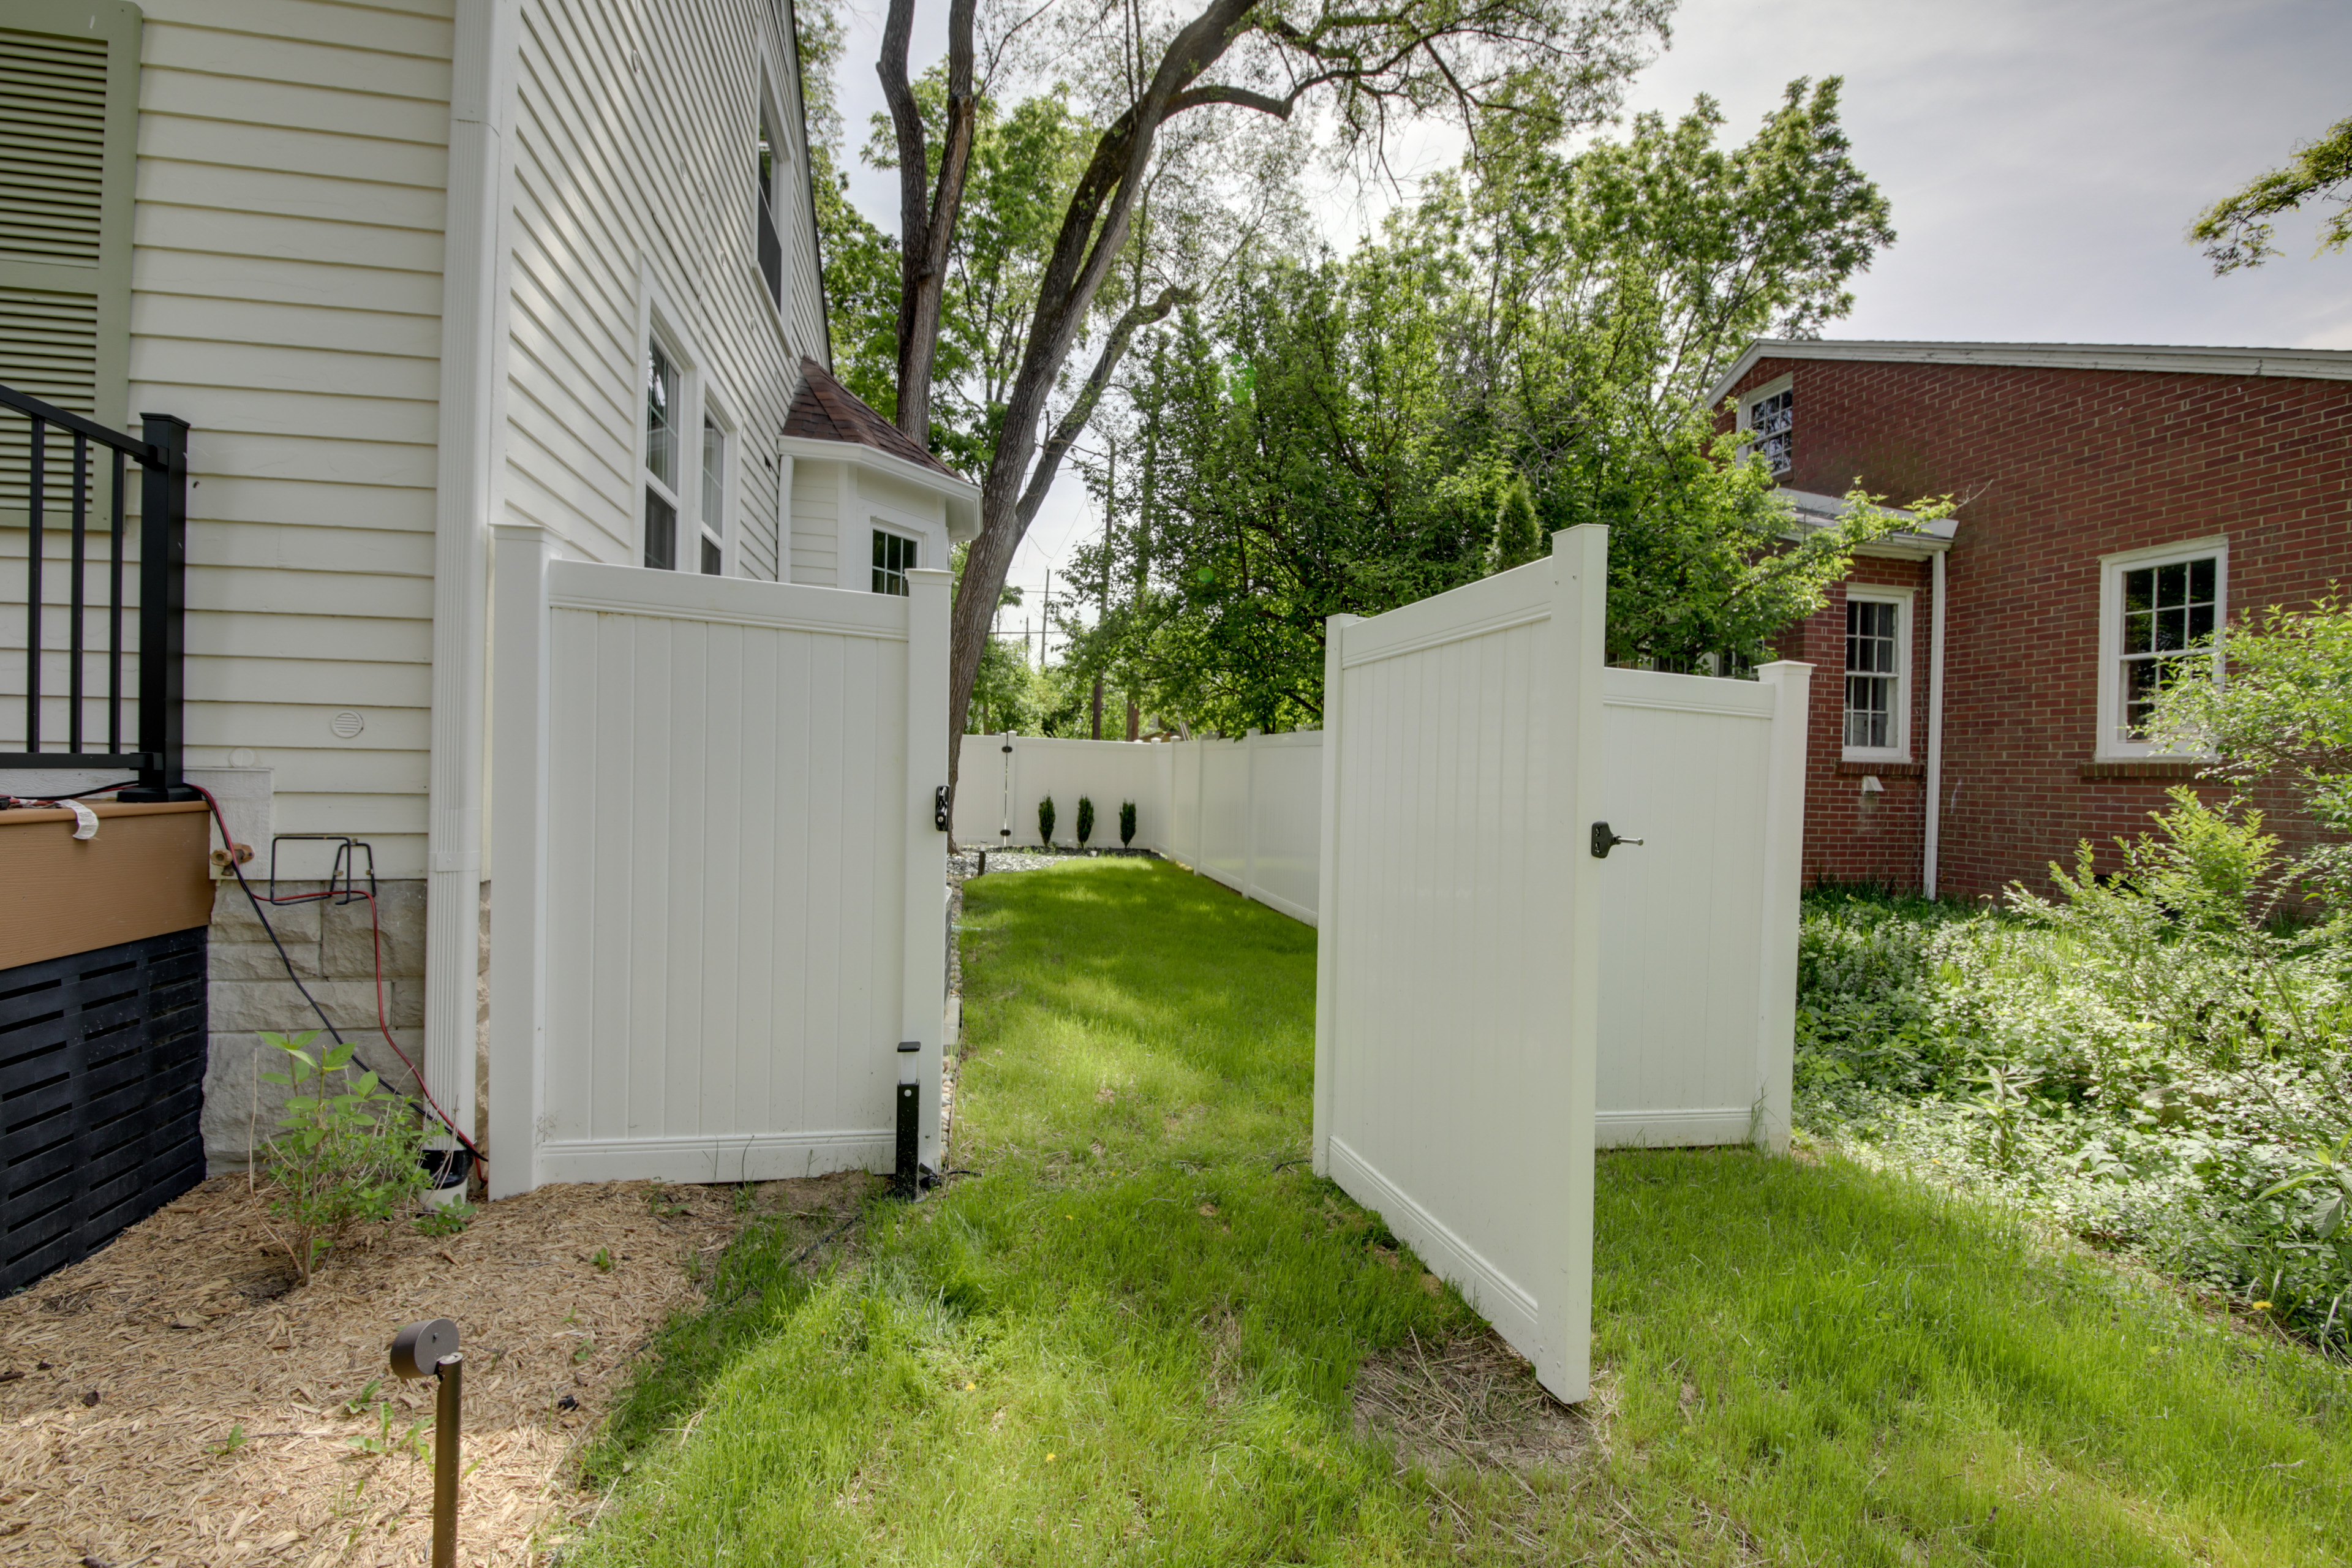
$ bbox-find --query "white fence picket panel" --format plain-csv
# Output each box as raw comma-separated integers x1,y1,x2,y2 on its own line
489,534,949,1195
954,732,1009,844
1314,528,1610,1403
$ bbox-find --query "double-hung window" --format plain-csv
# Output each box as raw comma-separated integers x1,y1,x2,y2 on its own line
1743,377,1793,478
2098,538,2225,756
872,528,918,595
643,342,682,570
698,413,728,574
1842,589,1909,760
754,98,785,311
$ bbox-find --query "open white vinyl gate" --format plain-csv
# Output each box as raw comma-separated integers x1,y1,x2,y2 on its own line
1311,527,1611,1403
486,526,949,1197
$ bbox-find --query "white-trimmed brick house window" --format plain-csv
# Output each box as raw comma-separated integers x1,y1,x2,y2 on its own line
1843,587,1910,760
872,527,918,595
643,340,682,570
1741,375,1793,478
2098,537,2226,757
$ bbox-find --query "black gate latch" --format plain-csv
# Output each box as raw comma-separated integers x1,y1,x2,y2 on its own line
933,786,951,832
1591,821,1645,859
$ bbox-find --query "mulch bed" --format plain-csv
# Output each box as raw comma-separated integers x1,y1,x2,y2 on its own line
0,1172,860,1567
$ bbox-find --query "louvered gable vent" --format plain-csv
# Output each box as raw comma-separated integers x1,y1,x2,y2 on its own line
0,2,138,517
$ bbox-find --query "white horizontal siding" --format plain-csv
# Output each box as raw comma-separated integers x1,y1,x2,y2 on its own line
502,0,812,586
789,455,838,585
132,0,453,876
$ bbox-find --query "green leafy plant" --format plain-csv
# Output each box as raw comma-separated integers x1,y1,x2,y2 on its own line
1038,795,1056,848
594,1246,615,1273
1120,799,1137,848
413,1199,474,1237
1076,795,1095,846
213,1422,247,1458
252,1030,432,1284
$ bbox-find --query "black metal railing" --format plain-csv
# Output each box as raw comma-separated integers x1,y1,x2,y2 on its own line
1,382,190,799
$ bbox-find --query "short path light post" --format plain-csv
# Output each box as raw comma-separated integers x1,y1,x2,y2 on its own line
390,1317,463,1568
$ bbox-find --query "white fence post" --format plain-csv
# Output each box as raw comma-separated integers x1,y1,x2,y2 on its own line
1541,523,1609,1404
903,568,952,1165
1752,660,1812,1155
1243,729,1261,903
1312,615,1359,1177
486,522,553,1199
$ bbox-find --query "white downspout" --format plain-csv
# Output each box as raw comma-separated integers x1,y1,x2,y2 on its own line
422,0,521,1168
1924,546,1947,899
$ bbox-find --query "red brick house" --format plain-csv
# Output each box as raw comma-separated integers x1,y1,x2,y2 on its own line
1708,340,2352,900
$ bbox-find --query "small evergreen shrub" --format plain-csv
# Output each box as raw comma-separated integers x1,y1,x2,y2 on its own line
1037,795,1055,848
1120,799,1137,847
1076,795,1096,846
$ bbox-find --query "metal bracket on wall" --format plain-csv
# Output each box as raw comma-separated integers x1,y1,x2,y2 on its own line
269,835,375,904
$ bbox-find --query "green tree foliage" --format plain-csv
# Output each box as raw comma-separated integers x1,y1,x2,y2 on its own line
1492,475,1541,573
866,80,1096,470
1072,81,1937,731
796,0,898,412
2192,112,2352,274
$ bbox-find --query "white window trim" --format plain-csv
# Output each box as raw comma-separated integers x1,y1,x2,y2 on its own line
1842,585,1912,763
636,273,715,574
1736,372,1793,476
698,391,737,576
2095,535,2228,760
869,518,922,595
750,51,797,352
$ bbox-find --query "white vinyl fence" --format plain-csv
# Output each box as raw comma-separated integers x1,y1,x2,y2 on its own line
963,671,1808,1167
487,527,950,1197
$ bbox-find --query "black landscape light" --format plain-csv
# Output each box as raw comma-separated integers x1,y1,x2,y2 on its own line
390,1317,463,1568
896,1041,922,1199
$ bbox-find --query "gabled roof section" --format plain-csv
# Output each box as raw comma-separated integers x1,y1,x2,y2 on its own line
785,357,965,481
1704,338,2352,410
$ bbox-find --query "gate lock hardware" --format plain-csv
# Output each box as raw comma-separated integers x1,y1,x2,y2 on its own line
1590,822,1644,859
934,786,951,832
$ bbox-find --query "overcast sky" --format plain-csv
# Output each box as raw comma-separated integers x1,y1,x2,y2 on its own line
828,0,2350,658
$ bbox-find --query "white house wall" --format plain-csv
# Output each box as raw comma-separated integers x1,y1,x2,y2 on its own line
502,0,818,582
789,455,837,586
134,0,456,877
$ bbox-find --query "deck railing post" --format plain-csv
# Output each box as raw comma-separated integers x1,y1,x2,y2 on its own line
124,413,192,801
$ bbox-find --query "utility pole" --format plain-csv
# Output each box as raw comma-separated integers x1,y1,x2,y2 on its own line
1091,446,1115,740
1040,567,1052,666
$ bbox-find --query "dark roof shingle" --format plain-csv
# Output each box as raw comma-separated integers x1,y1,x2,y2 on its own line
783,357,965,481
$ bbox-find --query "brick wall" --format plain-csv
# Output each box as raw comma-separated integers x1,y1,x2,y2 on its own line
1779,554,1934,889
1728,355,2352,899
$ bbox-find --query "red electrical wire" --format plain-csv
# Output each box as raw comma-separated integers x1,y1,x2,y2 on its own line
181,782,487,1173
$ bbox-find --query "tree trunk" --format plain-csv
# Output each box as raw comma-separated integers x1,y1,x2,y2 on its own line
877,0,976,445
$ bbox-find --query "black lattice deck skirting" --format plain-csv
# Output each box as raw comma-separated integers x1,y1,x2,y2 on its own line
2,927,208,1296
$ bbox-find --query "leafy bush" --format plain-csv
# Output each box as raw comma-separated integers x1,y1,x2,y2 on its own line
1076,795,1095,846
1037,795,1055,847
252,1030,432,1283
1120,799,1138,847
1796,795,2352,1349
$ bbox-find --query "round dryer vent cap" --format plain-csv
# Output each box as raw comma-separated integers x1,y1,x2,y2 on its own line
329,710,365,740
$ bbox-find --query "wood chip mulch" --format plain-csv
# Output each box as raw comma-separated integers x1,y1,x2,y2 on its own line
0,1173,788,1567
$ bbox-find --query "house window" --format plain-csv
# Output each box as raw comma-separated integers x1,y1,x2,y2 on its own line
2099,538,2226,755
699,414,728,575
872,529,918,595
643,341,681,570
1842,590,1909,760
755,97,784,309
1746,382,1793,478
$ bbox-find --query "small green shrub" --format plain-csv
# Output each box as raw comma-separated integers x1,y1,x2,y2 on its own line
252,1029,432,1283
1076,795,1095,846
1037,795,1056,847
1120,799,1137,847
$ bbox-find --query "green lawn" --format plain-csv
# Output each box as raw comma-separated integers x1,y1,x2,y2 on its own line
579,859,2352,1566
